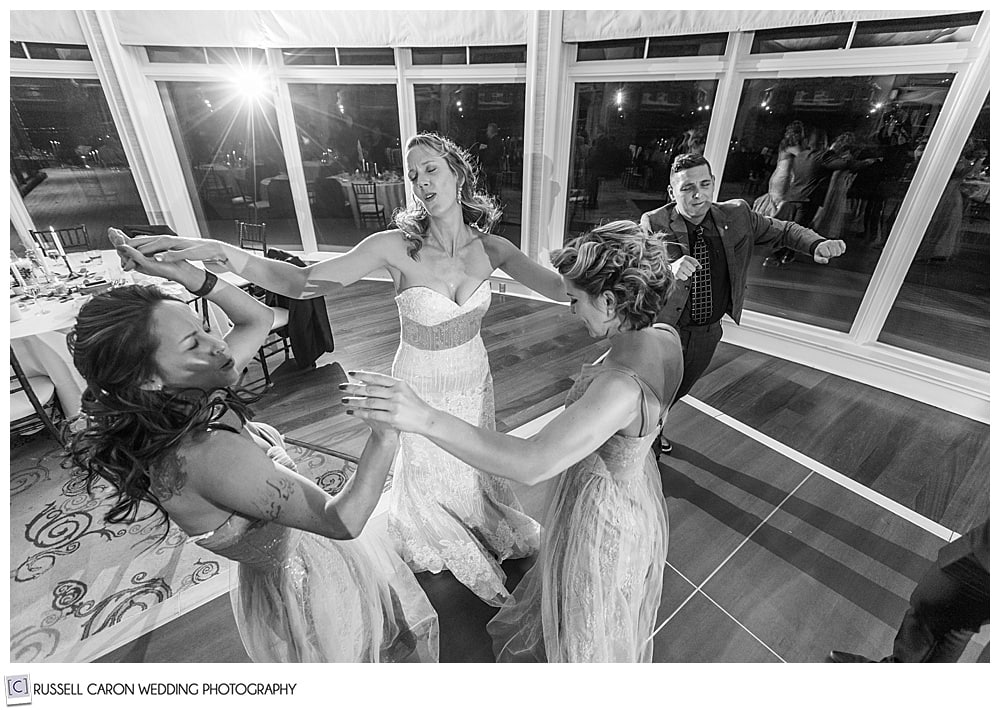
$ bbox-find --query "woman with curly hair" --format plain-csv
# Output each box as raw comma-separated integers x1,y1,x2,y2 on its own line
344,221,683,661
127,133,567,606
66,244,438,662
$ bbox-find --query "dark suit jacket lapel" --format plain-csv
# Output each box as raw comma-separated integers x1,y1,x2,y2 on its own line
710,203,740,298
669,208,691,256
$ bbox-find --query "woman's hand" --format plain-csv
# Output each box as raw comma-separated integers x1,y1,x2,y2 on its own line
116,243,203,288
127,235,229,264
340,371,434,436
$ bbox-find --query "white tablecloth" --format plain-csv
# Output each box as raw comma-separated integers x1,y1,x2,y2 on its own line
334,177,407,228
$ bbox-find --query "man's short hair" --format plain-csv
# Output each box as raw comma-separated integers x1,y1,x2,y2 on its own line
671,152,713,176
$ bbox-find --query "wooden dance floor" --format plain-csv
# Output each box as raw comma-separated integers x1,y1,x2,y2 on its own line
91,281,987,663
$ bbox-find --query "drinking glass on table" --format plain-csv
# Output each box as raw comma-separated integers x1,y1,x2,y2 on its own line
24,283,49,314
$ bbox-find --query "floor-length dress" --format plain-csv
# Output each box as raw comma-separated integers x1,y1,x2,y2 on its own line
488,354,677,662
191,421,439,662
389,281,539,606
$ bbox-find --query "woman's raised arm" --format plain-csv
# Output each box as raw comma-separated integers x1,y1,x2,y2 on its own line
128,231,403,300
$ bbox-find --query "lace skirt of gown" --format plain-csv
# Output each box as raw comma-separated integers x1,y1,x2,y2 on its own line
487,443,668,662
194,512,439,663
389,285,539,606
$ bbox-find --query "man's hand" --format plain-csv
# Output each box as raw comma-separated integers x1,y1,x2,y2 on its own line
813,239,846,264
670,255,701,281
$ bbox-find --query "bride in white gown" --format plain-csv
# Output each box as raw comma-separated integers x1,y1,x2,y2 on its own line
128,132,568,605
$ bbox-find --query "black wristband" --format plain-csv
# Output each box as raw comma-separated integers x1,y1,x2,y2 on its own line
809,239,826,256
187,270,218,297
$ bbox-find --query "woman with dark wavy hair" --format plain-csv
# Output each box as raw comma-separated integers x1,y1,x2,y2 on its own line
344,220,683,661
66,242,438,662
125,132,566,607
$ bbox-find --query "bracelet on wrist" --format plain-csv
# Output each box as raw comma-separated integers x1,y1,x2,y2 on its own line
187,270,219,298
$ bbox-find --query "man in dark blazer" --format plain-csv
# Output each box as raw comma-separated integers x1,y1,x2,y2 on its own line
639,153,846,455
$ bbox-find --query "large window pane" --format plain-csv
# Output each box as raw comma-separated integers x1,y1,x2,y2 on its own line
565,80,717,240
158,81,301,250
10,77,148,250
719,74,954,332
879,96,989,370
415,83,525,248
289,83,403,250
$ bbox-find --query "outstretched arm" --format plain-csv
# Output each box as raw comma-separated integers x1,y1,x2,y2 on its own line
343,370,640,486
127,231,399,299
484,234,568,302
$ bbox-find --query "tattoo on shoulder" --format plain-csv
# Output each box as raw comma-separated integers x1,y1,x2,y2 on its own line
253,478,294,521
150,450,189,502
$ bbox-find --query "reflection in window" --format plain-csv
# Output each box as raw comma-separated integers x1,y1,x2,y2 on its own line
879,96,989,371
751,23,851,53
289,84,403,250
158,81,301,249
852,12,982,48
146,46,264,65
10,41,28,59
469,45,526,64
338,48,395,66
565,81,717,240
282,48,338,65
576,39,645,62
10,77,148,246
719,74,954,332
22,43,92,61
411,47,467,65
415,83,526,248
647,33,727,58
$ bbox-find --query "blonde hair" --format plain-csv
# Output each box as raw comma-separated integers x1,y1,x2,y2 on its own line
551,220,673,331
393,132,501,258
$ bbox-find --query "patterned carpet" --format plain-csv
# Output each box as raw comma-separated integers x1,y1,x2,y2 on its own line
8,432,357,662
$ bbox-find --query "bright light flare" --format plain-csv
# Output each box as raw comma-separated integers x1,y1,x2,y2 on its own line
231,69,268,100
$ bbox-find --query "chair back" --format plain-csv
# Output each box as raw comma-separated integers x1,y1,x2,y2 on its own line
237,221,267,254
352,181,378,204
10,348,64,445
29,225,90,254
199,167,234,202
351,182,386,228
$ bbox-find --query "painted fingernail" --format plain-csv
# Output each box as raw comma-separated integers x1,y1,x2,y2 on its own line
340,398,349,404
345,409,354,415
347,370,356,376
337,383,347,390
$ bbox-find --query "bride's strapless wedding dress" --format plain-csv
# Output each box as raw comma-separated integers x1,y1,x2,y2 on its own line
389,281,539,606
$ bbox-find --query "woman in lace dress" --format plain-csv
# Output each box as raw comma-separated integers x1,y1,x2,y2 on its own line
345,221,683,661
65,245,438,662
128,133,567,606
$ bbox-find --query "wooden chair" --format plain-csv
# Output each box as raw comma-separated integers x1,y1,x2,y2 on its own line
250,305,291,390
351,182,387,230
236,220,267,254
235,279,291,391
29,224,90,254
10,348,64,446
199,167,266,219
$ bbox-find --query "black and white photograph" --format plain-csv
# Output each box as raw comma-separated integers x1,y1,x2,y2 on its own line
5,7,989,700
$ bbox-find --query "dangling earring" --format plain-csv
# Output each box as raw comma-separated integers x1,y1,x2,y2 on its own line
456,184,462,203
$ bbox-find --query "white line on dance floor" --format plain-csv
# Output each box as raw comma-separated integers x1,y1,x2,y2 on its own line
679,395,956,541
